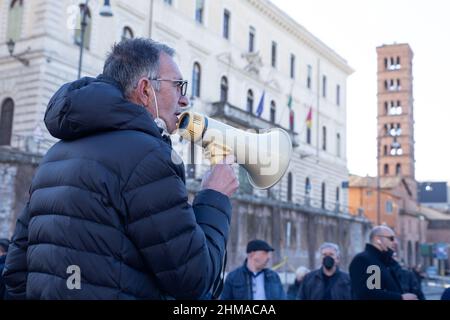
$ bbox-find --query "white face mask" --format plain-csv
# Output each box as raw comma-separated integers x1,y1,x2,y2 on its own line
148,83,170,138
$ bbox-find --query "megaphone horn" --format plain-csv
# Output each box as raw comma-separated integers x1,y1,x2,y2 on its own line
176,111,292,190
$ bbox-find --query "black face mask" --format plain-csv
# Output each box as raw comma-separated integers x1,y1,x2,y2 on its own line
385,248,395,259
322,256,335,270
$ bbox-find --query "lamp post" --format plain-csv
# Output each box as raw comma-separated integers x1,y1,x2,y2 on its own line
77,0,113,79
6,38,30,66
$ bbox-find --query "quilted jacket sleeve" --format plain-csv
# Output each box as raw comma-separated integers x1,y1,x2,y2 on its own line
2,204,31,300
123,146,232,299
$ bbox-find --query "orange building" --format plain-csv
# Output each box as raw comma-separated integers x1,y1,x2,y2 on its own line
349,175,427,267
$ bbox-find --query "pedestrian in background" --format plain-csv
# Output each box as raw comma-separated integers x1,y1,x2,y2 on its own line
221,239,285,300
0,239,9,299
297,242,351,300
349,225,418,300
287,266,309,300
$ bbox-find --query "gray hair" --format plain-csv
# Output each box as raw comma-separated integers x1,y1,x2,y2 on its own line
369,225,394,242
103,38,175,98
319,242,340,257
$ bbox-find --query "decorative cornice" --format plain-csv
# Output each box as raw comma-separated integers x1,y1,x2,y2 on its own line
246,0,354,75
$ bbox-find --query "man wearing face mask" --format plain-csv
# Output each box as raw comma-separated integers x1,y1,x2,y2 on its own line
349,225,418,300
296,242,351,300
2,38,239,299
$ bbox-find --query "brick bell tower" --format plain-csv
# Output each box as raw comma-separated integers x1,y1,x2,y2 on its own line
376,43,416,197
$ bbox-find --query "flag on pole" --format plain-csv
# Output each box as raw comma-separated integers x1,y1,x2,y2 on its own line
287,94,293,109
306,107,312,128
256,91,265,117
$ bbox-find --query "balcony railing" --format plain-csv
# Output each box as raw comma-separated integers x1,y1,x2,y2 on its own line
209,101,299,147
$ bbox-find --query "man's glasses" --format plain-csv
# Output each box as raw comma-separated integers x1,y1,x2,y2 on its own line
151,79,188,96
378,235,395,242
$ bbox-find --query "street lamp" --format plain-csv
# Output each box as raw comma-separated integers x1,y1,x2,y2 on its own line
77,0,113,79
6,38,30,66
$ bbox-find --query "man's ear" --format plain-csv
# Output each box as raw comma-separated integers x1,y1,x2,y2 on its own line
135,77,151,105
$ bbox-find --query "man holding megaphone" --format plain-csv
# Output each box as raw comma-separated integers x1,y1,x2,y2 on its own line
3,39,238,300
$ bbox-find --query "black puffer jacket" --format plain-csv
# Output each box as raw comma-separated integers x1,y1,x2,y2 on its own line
349,244,403,300
2,75,231,300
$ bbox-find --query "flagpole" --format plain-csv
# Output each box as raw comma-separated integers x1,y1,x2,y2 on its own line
316,58,321,159
278,81,295,128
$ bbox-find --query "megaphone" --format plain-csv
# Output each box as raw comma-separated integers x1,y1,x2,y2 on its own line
176,111,292,189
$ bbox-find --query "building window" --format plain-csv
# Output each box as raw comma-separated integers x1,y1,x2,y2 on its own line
270,101,276,124
220,76,228,102
290,54,295,79
0,98,15,146
287,172,293,202
322,75,327,98
289,110,295,131
246,89,254,114
307,65,312,89
396,163,401,176
121,26,134,41
391,144,403,156
396,56,401,68
322,126,327,151
397,79,401,90
306,127,311,145
271,41,277,68
396,100,402,115
75,4,92,50
195,0,204,24
336,133,341,157
384,80,388,90
192,62,201,98
336,85,340,106
223,9,230,39
386,200,393,213
7,0,24,41
384,145,388,156
248,26,255,53
321,182,326,209
384,58,388,69
384,164,389,175
336,187,340,203
305,177,311,197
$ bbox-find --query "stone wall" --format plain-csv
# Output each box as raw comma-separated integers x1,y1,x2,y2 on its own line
0,147,42,238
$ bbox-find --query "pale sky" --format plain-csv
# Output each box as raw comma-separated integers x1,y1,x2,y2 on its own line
271,0,450,182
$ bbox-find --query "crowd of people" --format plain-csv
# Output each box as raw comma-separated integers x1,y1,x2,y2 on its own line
219,226,450,300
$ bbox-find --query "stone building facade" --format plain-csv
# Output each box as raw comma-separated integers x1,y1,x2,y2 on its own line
0,0,371,274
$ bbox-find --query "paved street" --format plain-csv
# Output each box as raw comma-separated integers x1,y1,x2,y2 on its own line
423,279,450,300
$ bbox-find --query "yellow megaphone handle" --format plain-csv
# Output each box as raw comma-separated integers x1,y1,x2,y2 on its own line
204,142,232,165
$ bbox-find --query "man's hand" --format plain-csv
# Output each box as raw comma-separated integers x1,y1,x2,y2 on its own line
201,156,239,198
402,293,418,300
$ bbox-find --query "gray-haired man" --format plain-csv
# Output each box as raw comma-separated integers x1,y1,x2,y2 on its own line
297,242,351,300
3,38,238,299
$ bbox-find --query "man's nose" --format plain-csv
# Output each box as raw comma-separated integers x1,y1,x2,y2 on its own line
179,95,189,108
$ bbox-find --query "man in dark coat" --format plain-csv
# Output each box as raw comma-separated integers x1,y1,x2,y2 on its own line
221,240,285,300
0,239,9,299
349,226,418,300
391,260,425,300
2,39,238,300
297,242,351,300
